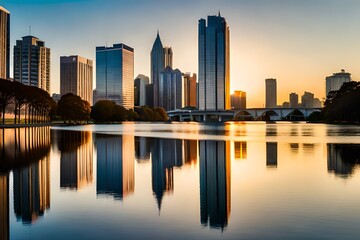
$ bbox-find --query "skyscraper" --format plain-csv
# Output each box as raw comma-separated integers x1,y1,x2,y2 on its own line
0,6,10,79
198,13,230,110
301,91,314,108
289,93,299,108
164,46,173,68
96,43,134,108
325,69,351,97
231,90,246,109
14,36,51,93
265,78,277,108
159,66,183,111
151,32,165,107
183,73,197,108
60,55,93,103
134,74,149,106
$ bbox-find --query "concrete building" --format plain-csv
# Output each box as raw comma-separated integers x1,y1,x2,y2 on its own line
301,91,314,108
289,93,299,108
96,43,134,108
282,102,290,108
326,69,351,97
60,55,93,103
164,46,173,68
183,73,197,108
265,78,277,108
159,66,183,111
14,36,51,93
231,90,246,109
313,98,322,108
134,74,149,106
198,13,230,110
0,6,10,79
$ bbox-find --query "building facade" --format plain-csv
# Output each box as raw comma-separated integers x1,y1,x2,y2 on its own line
183,73,197,108
151,32,165,107
60,55,93,103
159,66,183,111
265,78,277,108
301,91,314,108
164,47,173,68
14,36,51,93
198,13,230,110
289,93,299,108
231,90,246,109
96,43,134,108
325,69,351,97
0,6,10,79
134,74,149,106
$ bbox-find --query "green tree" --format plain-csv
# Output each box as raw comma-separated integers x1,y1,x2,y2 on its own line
91,100,115,122
58,93,90,123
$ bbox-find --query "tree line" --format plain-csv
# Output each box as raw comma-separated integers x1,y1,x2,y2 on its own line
0,78,54,124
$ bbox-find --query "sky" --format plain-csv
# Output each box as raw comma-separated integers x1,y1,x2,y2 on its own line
2,0,360,107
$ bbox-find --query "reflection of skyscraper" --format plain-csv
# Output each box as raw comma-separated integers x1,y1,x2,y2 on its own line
184,140,198,165
327,144,360,177
266,142,278,168
96,135,134,200
234,141,247,160
59,131,93,190
135,137,151,162
151,139,183,210
200,140,231,230
0,174,9,240
13,156,50,224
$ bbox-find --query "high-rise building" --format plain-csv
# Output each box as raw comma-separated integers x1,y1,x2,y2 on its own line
231,90,246,109
134,74,149,106
265,78,277,108
146,83,154,107
151,32,165,107
198,13,230,110
60,56,93,103
0,6,10,79
313,98,322,108
289,93,299,108
159,66,183,111
301,91,314,108
326,69,351,97
96,43,134,108
14,36,51,93
183,73,197,108
164,46,173,68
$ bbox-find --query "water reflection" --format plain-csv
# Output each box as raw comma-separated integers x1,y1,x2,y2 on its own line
234,141,247,160
95,134,135,200
55,131,93,190
327,144,360,178
0,173,9,240
135,137,151,162
200,140,231,231
266,142,278,168
13,155,50,224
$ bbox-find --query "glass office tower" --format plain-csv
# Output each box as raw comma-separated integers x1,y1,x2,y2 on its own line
198,13,230,110
96,44,134,108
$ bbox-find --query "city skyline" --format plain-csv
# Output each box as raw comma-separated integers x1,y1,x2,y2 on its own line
2,0,360,107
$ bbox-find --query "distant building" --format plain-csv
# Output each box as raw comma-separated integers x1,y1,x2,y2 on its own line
159,66,183,111
134,74,149,106
14,36,51,93
0,6,10,79
282,101,290,108
183,73,197,108
313,98,322,108
93,89,97,105
151,32,165,107
326,69,351,97
60,55,93,103
52,93,61,102
198,13,230,110
164,46,173,68
289,93,299,108
96,43,134,108
301,91,314,108
231,90,246,109
265,78,277,108
146,84,154,107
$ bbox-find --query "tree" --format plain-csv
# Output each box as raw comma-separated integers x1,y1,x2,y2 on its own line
113,105,127,121
57,93,90,123
91,100,115,122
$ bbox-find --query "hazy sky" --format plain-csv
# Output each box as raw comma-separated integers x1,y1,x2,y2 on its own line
3,0,360,107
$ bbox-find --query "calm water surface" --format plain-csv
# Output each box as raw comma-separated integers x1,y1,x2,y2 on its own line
1,122,360,239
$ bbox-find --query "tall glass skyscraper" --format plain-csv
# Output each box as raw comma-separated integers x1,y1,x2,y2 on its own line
151,32,165,107
14,36,51,93
96,44,134,108
198,13,230,110
0,6,10,79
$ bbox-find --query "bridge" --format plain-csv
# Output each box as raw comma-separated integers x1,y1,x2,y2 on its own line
167,108,322,122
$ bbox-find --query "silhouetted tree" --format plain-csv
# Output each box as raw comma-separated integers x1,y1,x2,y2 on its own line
57,93,90,123
91,100,115,122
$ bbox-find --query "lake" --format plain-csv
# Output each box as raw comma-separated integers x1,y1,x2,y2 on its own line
1,122,360,239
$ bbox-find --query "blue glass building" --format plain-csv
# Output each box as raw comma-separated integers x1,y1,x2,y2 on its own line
96,44,134,108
